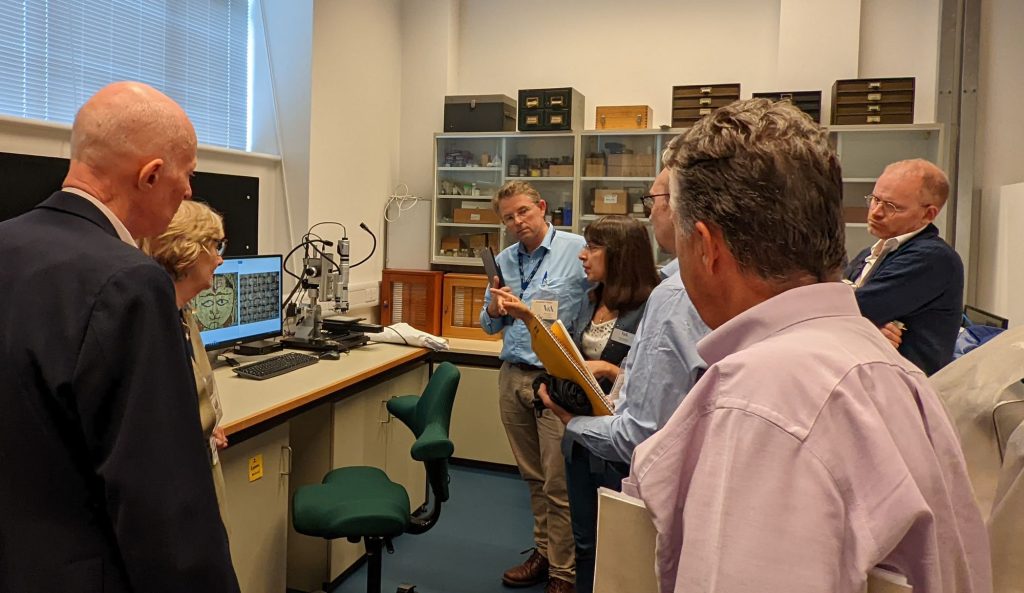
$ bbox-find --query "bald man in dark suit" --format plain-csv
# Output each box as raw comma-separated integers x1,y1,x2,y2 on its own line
0,82,239,592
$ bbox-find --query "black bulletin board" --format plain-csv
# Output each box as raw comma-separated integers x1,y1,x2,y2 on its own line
0,151,259,256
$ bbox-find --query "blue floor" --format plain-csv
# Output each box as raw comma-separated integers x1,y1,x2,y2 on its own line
332,465,547,593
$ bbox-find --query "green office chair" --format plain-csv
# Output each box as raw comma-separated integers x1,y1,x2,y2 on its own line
292,362,460,593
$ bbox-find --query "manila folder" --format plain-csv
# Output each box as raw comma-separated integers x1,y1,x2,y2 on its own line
594,487,658,593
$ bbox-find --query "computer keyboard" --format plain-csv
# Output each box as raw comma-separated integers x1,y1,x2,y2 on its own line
233,352,319,380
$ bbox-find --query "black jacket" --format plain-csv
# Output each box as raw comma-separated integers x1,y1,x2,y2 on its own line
0,192,239,592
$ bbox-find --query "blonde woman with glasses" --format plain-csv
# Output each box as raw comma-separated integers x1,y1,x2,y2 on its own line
140,200,229,519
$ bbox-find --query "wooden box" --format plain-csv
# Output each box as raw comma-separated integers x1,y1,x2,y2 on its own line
453,208,500,224
606,153,655,177
671,83,741,128
831,77,915,125
593,188,629,214
441,273,501,340
843,207,870,223
380,269,444,335
596,105,653,130
752,90,823,123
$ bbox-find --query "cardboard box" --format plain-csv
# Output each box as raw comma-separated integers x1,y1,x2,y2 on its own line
454,208,500,224
585,157,606,177
440,235,461,251
549,164,574,177
460,233,489,250
843,207,870,223
593,189,629,214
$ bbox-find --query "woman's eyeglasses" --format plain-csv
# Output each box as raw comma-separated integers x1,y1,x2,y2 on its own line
204,238,227,256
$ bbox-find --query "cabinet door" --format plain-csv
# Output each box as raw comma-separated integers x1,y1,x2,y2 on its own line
383,365,430,505
449,364,515,466
221,423,290,593
381,269,444,335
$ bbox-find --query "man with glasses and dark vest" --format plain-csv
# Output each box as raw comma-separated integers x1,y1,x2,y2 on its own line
844,158,963,375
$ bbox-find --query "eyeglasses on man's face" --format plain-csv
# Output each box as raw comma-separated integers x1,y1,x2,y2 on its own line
203,237,227,256
864,194,909,217
501,204,537,226
640,193,669,218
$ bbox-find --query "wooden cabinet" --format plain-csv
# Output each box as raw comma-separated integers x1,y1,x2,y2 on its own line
380,269,443,335
449,364,515,466
441,273,500,340
221,423,290,593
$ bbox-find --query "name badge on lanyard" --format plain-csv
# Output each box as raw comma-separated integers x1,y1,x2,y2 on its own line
610,328,635,347
531,299,559,321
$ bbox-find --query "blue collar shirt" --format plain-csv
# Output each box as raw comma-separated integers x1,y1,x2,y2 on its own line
480,224,588,366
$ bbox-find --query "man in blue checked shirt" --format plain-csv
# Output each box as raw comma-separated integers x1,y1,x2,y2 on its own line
537,167,709,593
481,180,589,593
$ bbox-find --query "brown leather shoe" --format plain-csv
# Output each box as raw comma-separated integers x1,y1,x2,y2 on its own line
502,548,549,587
546,577,576,593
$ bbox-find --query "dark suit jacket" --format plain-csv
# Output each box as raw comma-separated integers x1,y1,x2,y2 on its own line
0,192,239,592
844,223,963,376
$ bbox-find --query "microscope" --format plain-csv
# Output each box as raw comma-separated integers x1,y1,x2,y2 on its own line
281,223,379,352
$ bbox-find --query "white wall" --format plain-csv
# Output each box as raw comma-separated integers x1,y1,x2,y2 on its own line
387,0,459,270
858,0,941,123
251,0,314,250
973,0,1024,322
308,0,403,290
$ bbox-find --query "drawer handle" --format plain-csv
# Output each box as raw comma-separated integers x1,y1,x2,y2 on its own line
868,81,882,89
867,105,881,112
780,93,793,101
549,97,565,107
549,114,564,125
699,97,712,106
700,87,712,94
867,92,882,102
867,115,881,123
525,114,540,125
699,108,712,115
635,114,642,125
600,114,606,126
525,97,540,108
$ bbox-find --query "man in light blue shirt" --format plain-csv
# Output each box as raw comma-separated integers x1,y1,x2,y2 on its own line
538,168,708,593
481,180,589,593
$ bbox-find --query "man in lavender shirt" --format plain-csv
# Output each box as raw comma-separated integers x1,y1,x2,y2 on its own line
623,99,991,593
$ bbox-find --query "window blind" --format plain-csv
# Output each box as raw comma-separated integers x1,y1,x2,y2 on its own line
0,0,250,150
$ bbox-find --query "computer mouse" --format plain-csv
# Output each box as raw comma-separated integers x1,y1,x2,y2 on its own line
321,351,341,361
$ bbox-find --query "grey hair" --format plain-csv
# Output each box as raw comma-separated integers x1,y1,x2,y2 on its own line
664,98,845,285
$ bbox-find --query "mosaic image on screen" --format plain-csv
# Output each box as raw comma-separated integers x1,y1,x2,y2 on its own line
193,273,238,331
239,271,280,324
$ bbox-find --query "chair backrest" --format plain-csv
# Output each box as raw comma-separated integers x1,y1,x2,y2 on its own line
387,362,460,505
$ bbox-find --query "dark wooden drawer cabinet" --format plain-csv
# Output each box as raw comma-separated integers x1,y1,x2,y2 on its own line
752,90,822,123
831,77,915,125
380,269,444,336
518,87,585,131
671,83,741,128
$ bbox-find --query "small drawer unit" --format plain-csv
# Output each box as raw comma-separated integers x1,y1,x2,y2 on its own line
441,273,501,340
517,87,585,131
595,105,653,130
752,90,823,123
443,94,516,132
831,77,915,125
671,83,741,128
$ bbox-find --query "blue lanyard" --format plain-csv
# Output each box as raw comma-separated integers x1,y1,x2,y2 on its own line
516,228,555,293
518,249,548,293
